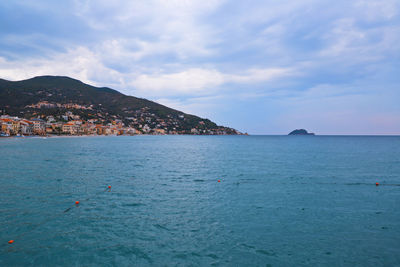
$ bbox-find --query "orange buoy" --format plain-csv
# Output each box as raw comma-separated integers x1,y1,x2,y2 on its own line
8,240,14,244
108,185,111,189
75,201,80,205
218,179,221,183
376,182,379,186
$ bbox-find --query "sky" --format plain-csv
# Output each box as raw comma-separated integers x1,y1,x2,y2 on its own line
0,0,399,134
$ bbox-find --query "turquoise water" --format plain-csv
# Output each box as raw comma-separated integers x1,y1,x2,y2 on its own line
0,136,400,266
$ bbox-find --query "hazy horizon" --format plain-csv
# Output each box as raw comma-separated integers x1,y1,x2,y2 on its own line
1,1,399,135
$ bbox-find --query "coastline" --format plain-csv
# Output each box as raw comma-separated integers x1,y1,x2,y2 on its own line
0,133,247,139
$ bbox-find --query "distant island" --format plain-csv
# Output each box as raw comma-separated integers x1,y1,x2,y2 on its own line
288,129,315,135
0,76,244,136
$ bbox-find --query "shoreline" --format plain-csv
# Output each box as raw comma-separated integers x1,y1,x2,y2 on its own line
0,133,246,139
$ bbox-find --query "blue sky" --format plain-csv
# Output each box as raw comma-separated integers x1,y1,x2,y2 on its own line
1,0,399,134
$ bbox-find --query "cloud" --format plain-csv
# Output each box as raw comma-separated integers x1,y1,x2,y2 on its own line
318,18,400,64
155,95,224,118
132,69,224,94
130,67,294,96
72,0,225,60
354,0,399,21
0,47,121,87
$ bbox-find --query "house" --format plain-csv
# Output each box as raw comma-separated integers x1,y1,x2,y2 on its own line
191,128,199,134
125,128,138,135
0,118,18,135
11,120,21,134
62,122,77,135
142,124,151,133
31,118,46,135
85,123,97,135
104,127,112,135
95,124,104,135
20,120,33,135
0,119,12,135
46,116,56,123
154,128,166,135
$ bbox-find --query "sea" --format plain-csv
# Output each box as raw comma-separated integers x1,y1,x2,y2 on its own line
0,135,399,266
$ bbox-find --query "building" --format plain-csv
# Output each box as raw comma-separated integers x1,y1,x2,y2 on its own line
154,128,166,135
95,125,104,135
0,119,11,135
31,118,46,135
191,128,199,134
142,124,151,133
0,118,16,135
20,120,33,135
84,123,97,135
11,120,20,134
62,122,77,135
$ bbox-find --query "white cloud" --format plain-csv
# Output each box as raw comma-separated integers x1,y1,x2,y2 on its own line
0,46,295,99
130,67,294,96
132,68,224,93
155,95,223,118
354,0,399,21
72,0,225,60
228,68,293,83
0,47,121,86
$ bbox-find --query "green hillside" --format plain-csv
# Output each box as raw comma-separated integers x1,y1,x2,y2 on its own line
0,76,240,134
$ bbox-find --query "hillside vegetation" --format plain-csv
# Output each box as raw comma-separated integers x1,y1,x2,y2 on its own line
0,76,240,134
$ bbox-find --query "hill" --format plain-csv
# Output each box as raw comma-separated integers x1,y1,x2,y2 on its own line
0,76,241,135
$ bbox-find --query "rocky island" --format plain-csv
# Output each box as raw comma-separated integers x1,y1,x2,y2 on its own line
288,129,315,135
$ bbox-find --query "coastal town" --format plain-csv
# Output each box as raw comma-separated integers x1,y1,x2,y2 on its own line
0,101,242,137
1,76,244,137
0,114,138,137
